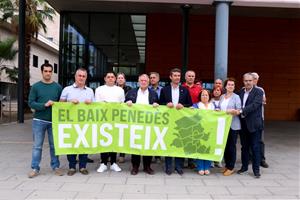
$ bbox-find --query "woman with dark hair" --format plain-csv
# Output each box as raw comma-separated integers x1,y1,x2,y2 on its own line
219,77,242,176
116,72,132,163
193,89,214,175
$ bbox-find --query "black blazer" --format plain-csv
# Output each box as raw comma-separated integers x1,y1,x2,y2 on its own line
159,85,192,107
125,88,158,104
239,87,264,132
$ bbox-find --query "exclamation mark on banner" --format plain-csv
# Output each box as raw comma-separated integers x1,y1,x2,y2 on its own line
215,118,225,155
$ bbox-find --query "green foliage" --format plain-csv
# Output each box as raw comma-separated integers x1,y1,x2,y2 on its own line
171,113,211,155
0,37,18,64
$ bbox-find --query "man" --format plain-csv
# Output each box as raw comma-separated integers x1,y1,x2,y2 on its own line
149,71,163,163
60,68,94,176
125,74,159,175
252,72,269,168
160,68,192,175
182,70,202,104
28,63,63,178
238,72,264,178
149,72,163,99
95,71,125,173
182,70,202,169
214,78,223,89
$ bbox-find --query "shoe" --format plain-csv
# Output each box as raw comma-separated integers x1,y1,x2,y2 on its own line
97,163,108,173
87,157,94,163
165,169,172,175
204,170,210,175
237,168,248,175
118,156,125,163
175,168,184,175
28,169,39,178
79,168,89,175
131,167,138,175
143,167,154,175
223,169,234,176
67,168,76,176
254,172,261,178
198,170,204,176
54,168,64,176
110,163,122,172
215,162,223,168
221,167,228,173
261,160,269,168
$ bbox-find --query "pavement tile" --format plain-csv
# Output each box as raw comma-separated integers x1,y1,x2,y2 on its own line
0,180,23,189
146,185,188,194
240,179,281,187
126,177,164,185
25,190,77,199
186,186,230,195
17,181,63,191
47,174,90,183
275,180,299,187
165,178,204,186
203,179,242,186
212,195,256,199
266,186,299,196
0,189,33,200
167,194,212,199
75,192,122,199
102,184,144,194
227,186,272,195
59,183,103,193
122,193,167,199
87,176,127,184
256,195,299,199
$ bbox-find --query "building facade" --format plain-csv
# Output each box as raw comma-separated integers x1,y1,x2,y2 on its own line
45,0,300,120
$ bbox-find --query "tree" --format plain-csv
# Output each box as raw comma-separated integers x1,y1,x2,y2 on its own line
0,37,18,82
0,0,55,108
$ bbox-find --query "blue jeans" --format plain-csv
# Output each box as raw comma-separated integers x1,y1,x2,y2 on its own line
31,120,60,171
196,159,211,171
165,157,184,171
224,129,239,170
67,154,87,169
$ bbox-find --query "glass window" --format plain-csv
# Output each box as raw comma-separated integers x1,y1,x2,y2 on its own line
33,55,38,68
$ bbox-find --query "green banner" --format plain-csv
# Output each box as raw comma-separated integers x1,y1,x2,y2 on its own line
52,102,232,161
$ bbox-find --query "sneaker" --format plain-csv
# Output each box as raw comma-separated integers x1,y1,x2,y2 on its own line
198,170,204,176
215,162,223,168
237,168,248,175
54,168,64,176
204,170,210,175
118,156,125,163
97,163,108,173
223,169,234,176
110,163,122,172
28,169,39,178
67,168,76,176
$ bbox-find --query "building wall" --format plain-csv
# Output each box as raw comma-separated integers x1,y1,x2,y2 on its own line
146,13,300,120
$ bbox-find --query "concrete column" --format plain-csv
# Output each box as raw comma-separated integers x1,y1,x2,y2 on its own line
181,4,191,79
214,0,231,81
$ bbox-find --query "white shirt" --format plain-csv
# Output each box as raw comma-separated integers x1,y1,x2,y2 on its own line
171,85,179,107
95,85,125,102
242,87,253,108
220,97,230,111
136,88,149,105
197,102,215,110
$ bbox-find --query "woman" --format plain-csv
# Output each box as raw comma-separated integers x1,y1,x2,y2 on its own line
210,86,223,168
193,89,214,175
219,77,241,176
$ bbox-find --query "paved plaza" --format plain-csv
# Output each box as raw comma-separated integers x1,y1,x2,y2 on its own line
0,120,299,199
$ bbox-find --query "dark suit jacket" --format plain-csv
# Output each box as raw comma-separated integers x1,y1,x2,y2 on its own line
125,88,158,104
239,87,264,132
159,85,192,107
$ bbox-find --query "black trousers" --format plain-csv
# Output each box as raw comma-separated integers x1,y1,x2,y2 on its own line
224,129,239,170
101,152,117,165
131,155,152,169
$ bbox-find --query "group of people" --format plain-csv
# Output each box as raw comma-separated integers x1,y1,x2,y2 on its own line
28,63,268,179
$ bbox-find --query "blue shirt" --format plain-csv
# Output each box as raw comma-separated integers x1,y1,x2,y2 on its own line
149,85,162,99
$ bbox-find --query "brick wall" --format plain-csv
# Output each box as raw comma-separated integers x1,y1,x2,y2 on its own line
146,13,300,120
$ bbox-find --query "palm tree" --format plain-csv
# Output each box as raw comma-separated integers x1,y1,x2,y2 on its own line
0,0,55,108
0,37,18,82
